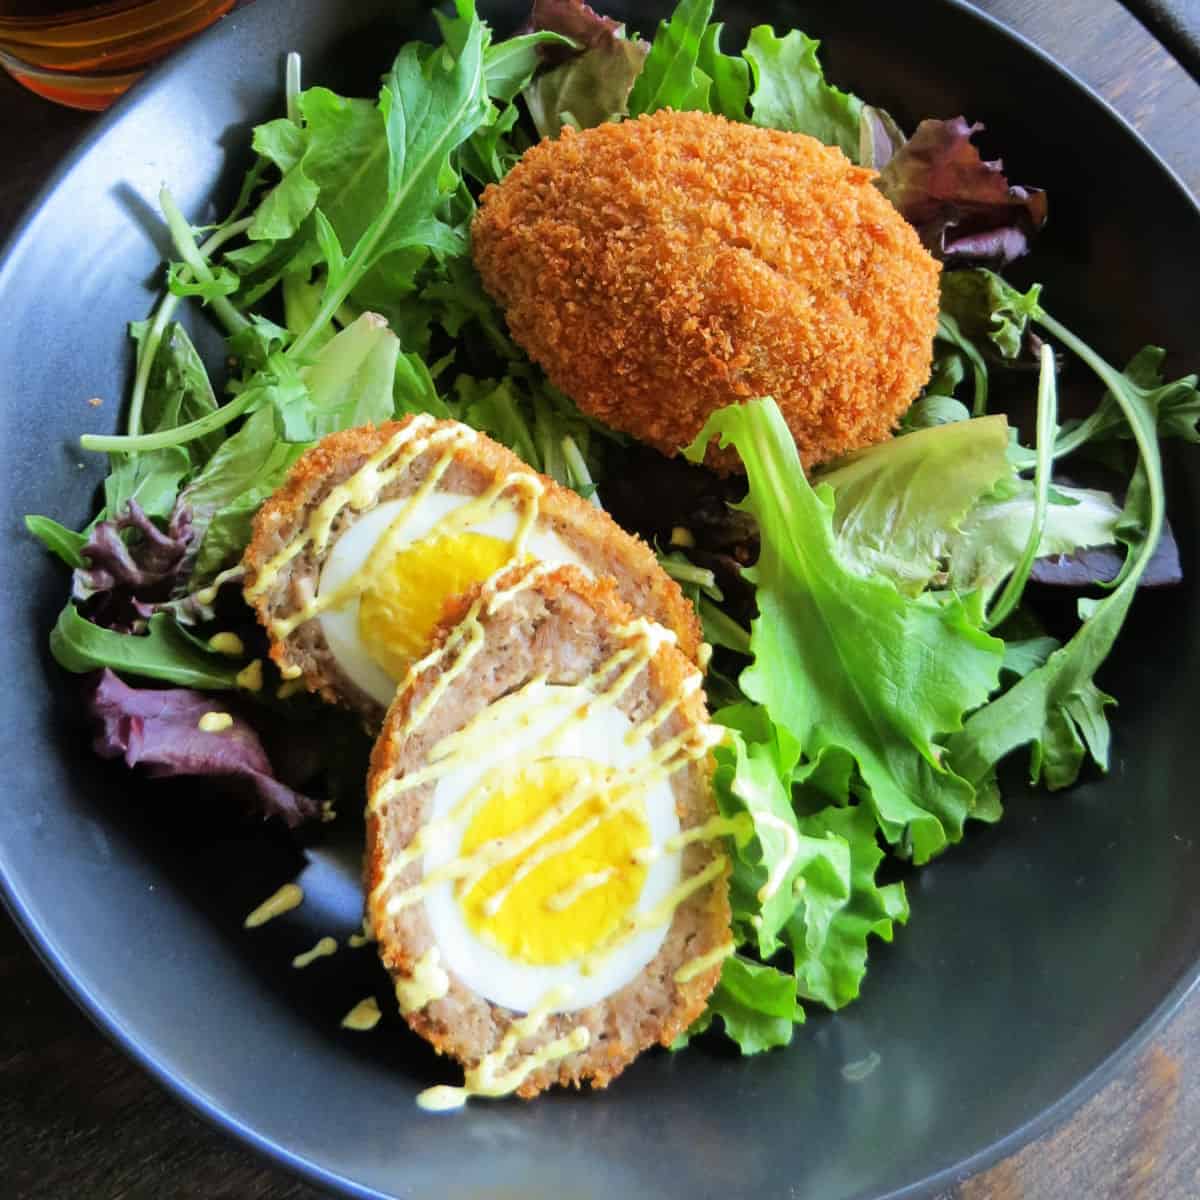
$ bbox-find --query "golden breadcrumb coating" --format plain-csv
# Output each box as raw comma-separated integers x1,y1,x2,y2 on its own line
472,108,941,469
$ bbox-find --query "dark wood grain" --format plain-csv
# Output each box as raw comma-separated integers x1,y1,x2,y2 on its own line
2,2,1199,1198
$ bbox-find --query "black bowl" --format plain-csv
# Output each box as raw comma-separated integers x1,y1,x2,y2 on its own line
2,2,1198,1198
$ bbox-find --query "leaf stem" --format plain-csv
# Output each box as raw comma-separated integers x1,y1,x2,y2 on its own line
699,598,751,655
561,434,602,507
159,188,248,337
84,387,257,455
985,342,1056,630
285,52,302,124
126,216,253,437
660,555,718,593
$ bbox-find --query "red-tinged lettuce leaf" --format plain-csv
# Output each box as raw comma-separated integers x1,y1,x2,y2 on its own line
88,669,320,828
875,117,1047,267
522,0,625,59
73,500,193,634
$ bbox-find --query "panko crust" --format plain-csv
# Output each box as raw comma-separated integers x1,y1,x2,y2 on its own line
472,108,942,469
366,564,730,1099
241,417,701,721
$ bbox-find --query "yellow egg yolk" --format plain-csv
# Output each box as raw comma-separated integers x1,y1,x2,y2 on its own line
357,531,514,680
456,758,651,966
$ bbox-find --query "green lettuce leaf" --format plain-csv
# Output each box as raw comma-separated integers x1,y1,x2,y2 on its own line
743,26,862,161
711,723,806,955
815,414,1013,595
697,22,750,120
180,407,308,583
627,0,714,117
681,955,803,1055
685,397,1004,864
523,37,649,137
786,803,909,1010
945,482,1122,600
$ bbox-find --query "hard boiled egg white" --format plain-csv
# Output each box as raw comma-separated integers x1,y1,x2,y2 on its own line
420,681,683,1013
317,493,585,706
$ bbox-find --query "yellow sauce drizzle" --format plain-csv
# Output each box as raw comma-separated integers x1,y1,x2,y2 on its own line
754,812,802,904
673,939,735,984
207,632,245,657
544,868,617,912
197,711,233,733
394,947,450,1014
341,996,382,1031
243,882,303,929
579,855,728,977
195,563,245,608
292,936,337,969
416,987,588,1112
236,659,264,692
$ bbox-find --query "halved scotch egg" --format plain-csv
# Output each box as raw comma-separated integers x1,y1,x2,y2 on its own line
365,564,732,1107
241,416,701,722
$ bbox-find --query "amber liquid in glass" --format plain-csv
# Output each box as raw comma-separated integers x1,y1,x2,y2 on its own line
0,0,236,110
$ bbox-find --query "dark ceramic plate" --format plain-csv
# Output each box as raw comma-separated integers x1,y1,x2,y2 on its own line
2,2,1199,1198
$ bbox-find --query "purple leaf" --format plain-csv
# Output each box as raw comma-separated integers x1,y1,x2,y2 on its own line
875,117,1048,267
88,669,320,828
74,501,194,634
522,0,627,59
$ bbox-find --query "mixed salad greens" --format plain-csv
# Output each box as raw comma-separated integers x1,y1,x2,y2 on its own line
26,0,1200,1055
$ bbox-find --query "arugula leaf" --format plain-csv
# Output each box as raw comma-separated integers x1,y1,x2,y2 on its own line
626,0,714,117
947,275,1170,790
180,407,308,582
50,607,240,690
681,955,803,1054
1054,344,1200,458
481,32,575,102
940,269,1042,359
25,515,87,568
686,398,1004,864
282,5,489,359
743,26,862,161
132,320,223,462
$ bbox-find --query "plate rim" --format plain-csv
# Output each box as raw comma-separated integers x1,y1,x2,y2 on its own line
2,1,1199,1197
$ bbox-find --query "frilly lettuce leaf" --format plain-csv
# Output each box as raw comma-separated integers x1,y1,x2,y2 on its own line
711,719,807,956
945,482,1123,600
743,26,862,161
787,803,909,1010
678,955,802,1055
686,397,1004,864
814,414,1124,602
815,414,1013,595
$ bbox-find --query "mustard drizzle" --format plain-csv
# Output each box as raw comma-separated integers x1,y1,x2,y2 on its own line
394,946,450,1014
415,987,589,1112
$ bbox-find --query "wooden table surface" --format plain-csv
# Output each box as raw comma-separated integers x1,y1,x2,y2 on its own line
2,1,1199,1197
